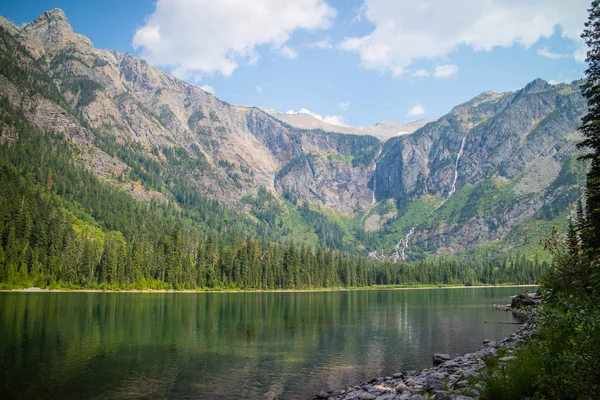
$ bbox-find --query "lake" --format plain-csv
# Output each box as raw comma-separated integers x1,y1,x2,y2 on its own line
0,287,532,399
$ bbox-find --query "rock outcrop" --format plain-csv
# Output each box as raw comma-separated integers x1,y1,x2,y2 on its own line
0,8,588,257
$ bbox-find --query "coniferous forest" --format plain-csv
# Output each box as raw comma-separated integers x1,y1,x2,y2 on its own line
0,96,545,290
0,14,556,291
1,4,599,400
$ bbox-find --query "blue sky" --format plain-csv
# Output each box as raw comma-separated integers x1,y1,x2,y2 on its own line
0,0,589,127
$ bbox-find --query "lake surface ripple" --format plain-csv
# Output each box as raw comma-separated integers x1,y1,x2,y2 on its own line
0,287,531,399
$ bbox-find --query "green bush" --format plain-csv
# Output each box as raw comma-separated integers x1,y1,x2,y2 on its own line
481,345,541,400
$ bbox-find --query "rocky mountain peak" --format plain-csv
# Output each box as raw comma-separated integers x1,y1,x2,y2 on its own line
521,78,550,94
27,8,72,33
40,8,69,23
22,8,93,58
0,7,587,259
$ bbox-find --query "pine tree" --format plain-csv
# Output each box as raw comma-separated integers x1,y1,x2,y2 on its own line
579,0,600,250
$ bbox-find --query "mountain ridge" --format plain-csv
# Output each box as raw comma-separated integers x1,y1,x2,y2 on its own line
0,8,587,259
259,107,436,140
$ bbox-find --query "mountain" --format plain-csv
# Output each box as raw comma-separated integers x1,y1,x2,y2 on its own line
371,79,586,259
0,9,587,261
261,108,435,140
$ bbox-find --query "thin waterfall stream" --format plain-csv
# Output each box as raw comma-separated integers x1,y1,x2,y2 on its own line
397,134,469,260
361,147,383,222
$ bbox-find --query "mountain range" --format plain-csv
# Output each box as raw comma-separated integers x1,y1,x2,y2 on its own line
0,9,587,261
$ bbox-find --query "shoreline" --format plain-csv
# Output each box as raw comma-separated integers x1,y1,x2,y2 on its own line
0,284,537,294
314,307,537,400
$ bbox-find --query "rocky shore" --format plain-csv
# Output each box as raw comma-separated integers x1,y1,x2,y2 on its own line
314,308,538,400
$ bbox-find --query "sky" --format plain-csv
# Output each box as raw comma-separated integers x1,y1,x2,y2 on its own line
0,0,590,127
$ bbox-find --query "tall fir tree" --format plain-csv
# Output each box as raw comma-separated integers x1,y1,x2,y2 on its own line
579,0,600,250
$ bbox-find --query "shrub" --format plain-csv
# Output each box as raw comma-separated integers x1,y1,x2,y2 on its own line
481,345,541,400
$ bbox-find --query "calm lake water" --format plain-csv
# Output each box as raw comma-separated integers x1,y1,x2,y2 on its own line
0,287,532,399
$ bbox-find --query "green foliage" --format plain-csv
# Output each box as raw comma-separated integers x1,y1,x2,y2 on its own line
481,345,541,400
161,145,206,171
0,29,71,110
380,196,439,246
551,154,589,190
61,76,102,108
0,99,543,290
49,52,87,69
0,21,547,291
327,152,353,165
209,110,220,123
291,129,380,169
187,108,206,131
533,224,600,398
92,59,108,68
579,0,600,251
276,153,316,180
512,7,600,397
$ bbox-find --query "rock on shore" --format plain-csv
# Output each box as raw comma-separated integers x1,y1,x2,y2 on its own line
313,322,538,400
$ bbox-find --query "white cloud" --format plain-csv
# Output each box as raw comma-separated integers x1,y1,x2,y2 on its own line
323,115,347,126
133,0,336,78
548,78,572,85
537,47,570,59
256,85,263,93
285,108,348,126
338,101,350,111
200,84,215,95
434,64,458,78
309,36,334,49
340,0,588,75
407,104,425,117
280,45,298,59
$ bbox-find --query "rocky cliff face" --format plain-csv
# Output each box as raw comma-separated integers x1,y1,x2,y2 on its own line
374,79,586,257
0,9,587,258
0,9,377,214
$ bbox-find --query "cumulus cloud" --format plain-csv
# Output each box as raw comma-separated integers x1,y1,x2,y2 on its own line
434,64,459,78
256,85,263,93
340,0,588,75
286,108,348,126
133,0,336,78
537,47,570,59
338,101,350,111
407,104,425,117
199,84,215,95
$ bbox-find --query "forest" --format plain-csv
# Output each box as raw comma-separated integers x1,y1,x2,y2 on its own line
0,96,545,290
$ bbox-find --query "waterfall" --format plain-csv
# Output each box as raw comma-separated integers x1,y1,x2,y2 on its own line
397,226,415,261
448,134,467,198
372,148,382,205
396,134,469,261
361,148,383,222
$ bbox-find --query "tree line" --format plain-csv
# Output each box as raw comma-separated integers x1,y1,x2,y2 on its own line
0,97,545,290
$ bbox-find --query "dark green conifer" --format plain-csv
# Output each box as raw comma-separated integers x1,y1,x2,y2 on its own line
579,0,600,250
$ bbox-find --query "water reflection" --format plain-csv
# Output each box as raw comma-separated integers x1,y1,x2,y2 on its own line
0,288,531,399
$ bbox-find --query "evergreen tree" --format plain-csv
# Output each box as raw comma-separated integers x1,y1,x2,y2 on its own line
579,0,600,250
